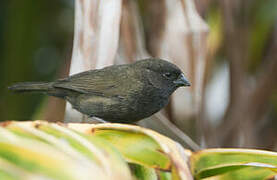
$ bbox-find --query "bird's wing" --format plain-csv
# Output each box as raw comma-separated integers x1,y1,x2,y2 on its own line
53,66,128,96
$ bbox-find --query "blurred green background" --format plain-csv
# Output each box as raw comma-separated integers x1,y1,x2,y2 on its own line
0,0,74,120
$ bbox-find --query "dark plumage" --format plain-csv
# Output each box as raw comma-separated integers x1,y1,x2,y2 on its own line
9,58,190,123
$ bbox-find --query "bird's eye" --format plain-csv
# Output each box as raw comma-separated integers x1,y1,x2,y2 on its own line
163,72,172,79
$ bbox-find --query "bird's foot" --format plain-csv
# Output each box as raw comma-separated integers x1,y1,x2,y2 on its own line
89,116,108,123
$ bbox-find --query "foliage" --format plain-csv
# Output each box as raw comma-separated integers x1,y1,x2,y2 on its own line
1,121,277,180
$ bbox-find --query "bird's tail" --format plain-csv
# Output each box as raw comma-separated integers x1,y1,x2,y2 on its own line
8,82,53,93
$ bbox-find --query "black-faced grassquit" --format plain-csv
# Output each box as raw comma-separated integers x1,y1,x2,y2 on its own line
9,58,190,123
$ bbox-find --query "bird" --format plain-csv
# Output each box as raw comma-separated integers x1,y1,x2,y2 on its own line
9,58,190,123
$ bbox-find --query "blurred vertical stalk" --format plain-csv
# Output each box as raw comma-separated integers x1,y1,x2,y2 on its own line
141,0,209,143
64,0,122,123
211,0,277,147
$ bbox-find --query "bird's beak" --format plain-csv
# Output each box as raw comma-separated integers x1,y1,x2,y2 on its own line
174,73,191,87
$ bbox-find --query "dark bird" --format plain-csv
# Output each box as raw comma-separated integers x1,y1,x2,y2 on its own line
9,58,190,123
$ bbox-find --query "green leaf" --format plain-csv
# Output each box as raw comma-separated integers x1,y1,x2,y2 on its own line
0,170,17,180
0,139,75,180
217,167,276,180
92,129,172,170
190,148,277,179
68,122,193,179
1,121,193,180
0,121,132,180
129,163,158,180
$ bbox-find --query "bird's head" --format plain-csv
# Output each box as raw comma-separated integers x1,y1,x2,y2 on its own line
133,58,190,93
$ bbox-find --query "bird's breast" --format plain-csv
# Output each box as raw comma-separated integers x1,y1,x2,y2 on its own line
128,86,170,116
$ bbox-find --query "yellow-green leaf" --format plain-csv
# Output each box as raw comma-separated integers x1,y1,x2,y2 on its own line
68,123,193,180
190,148,277,179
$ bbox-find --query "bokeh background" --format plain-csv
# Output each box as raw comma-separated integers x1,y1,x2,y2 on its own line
0,0,276,150
0,0,74,121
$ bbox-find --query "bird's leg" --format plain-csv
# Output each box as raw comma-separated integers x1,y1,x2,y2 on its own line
89,116,108,123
